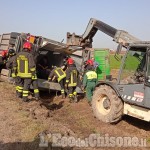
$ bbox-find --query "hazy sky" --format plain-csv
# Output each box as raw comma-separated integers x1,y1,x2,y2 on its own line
0,0,150,49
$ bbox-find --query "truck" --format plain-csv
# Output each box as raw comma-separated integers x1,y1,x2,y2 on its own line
66,18,150,123
0,33,84,92
0,32,20,67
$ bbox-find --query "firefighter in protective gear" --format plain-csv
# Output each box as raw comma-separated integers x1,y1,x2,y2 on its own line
13,42,36,102
65,58,78,102
1,50,8,64
86,59,94,66
48,66,66,98
6,49,16,78
6,49,20,96
82,65,98,105
30,47,40,100
84,59,94,71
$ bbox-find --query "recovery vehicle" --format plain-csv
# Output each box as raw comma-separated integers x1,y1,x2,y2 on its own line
66,18,150,123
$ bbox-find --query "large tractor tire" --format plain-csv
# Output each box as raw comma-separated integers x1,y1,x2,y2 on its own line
92,85,123,123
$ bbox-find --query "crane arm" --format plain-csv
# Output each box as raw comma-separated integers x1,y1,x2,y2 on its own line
66,18,140,48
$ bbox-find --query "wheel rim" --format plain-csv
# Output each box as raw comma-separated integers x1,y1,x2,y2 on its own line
96,94,111,115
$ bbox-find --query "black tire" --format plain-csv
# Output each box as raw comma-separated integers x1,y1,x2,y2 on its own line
92,85,123,123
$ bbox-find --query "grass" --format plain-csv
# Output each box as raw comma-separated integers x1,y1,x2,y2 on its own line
21,120,48,141
110,54,122,69
110,54,140,70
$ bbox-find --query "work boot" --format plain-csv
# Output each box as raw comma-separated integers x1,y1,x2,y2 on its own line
35,96,40,101
69,97,74,103
74,95,78,103
35,93,40,101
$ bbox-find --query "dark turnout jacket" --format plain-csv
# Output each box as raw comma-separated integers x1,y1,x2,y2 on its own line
48,67,66,82
6,55,16,69
13,49,36,78
66,64,78,87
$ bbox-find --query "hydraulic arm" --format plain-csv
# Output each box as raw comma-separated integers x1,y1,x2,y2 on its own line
67,18,140,49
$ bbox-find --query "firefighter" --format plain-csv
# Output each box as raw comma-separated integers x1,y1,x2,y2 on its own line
82,63,98,105
48,66,66,98
13,42,36,102
6,49,20,95
30,48,40,100
6,49,16,77
65,58,78,102
81,59,94,80
37,56,50,79
84,59,94,71
1,50,8,64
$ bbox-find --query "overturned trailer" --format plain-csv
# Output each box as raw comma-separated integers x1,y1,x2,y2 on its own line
0,32,20,66
32,37,83,92
0,33,84,92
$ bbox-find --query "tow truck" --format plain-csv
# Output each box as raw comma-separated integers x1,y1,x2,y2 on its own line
66,18,150,123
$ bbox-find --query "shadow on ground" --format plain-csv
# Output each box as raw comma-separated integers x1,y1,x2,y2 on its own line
39,91,65,111
0,139,74,150
123,115,150,131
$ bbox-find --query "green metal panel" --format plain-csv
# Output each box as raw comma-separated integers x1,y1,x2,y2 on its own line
94,49,110,80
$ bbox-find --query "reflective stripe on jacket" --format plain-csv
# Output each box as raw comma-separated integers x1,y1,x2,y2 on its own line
86,71,97,80
14,50,35,78
83,70,97,87
48,67,66,82
66,65,78,87
54,68,66,82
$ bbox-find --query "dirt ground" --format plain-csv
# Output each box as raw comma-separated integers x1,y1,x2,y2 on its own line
0,81,150,150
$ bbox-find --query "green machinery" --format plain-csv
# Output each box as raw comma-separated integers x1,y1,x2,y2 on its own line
94,48,110,80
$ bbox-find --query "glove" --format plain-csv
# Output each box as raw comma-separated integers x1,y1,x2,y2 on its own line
12,73,16,78
32,76,37,80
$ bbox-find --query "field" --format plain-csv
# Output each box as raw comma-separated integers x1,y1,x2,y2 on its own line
110,54,139,70
0,80,150,150
110,54,141,79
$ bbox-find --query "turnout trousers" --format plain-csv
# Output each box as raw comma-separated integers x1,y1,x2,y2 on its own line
31,79,40,99
18,78,32,101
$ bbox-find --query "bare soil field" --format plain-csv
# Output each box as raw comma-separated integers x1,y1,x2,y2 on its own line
0,81,150,150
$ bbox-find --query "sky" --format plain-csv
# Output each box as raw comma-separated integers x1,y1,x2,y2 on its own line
0,0,150,49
